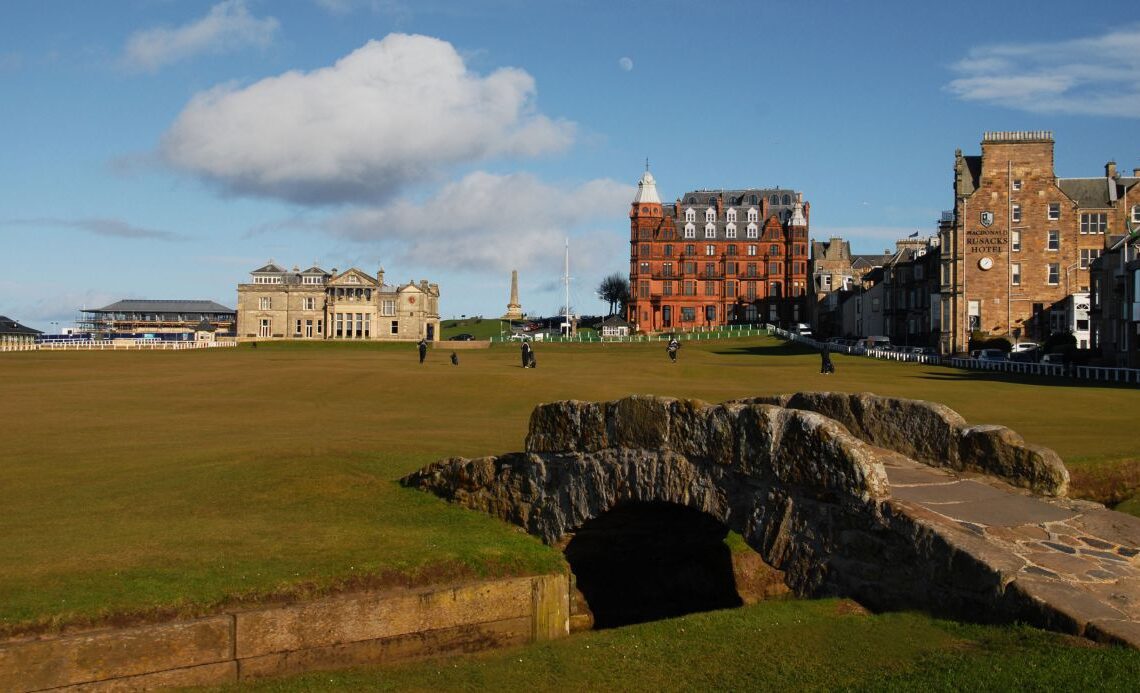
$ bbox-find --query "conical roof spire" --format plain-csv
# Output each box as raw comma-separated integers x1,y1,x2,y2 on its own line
632,169,661,204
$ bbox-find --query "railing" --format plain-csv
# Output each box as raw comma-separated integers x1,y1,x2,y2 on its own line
3,339,239,352
767,326,1140,386
489,323,770,344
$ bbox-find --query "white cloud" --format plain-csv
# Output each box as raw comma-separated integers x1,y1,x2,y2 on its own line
1,217,186,241
945,25,1140,117
122,0,279,73
618,57,633,72
314,171,632,273
160,34,576,205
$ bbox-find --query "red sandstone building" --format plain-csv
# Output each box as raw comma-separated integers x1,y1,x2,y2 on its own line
626,170,810,332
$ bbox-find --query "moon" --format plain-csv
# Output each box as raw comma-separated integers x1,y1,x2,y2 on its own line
618,57,633,71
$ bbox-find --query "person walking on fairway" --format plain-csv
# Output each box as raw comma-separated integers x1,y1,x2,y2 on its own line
667,336,680,363
820,344,835,374
417,338,428,364
450,352,459,366
520,340,533,368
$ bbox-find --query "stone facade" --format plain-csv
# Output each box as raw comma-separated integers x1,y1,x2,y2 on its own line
236,263,441,342
942,132,1139,354
626,171,810,332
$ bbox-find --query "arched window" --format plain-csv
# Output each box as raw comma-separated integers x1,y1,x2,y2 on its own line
750,194,758,205
689,196,696,204
726,208,737,222
782,194,791,205
769,194,779,205
708,197,716,206
684,223,695,239
705,223,716,238
685,208,695,222
725,223,737,238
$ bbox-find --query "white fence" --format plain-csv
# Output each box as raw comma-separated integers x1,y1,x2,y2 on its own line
767,326,1140,386
2,339,238,353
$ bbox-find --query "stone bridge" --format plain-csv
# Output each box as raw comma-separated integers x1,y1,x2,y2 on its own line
402,392,1140,648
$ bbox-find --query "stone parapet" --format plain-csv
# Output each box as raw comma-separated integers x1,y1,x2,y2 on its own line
0,574,568,691
732,392,1069,496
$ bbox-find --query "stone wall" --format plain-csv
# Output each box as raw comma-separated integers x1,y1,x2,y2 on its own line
733,392,1069,496
0,574,568,691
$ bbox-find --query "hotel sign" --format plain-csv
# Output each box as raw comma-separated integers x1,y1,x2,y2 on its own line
980,211,994,227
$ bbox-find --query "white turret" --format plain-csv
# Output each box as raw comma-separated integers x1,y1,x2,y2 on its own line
789,192,807,226
632,170,661,205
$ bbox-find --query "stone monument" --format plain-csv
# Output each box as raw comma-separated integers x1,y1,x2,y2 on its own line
502,270,524,320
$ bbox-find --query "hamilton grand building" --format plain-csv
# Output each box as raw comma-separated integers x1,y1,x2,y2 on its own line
941,131,1138,354
236,263,440,342
626,170,809,332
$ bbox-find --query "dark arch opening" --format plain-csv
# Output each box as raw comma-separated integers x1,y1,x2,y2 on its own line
563,502,745,629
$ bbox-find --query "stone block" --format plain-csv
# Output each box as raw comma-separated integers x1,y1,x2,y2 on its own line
606,396,675,450
526,400,607,453
957,425,1069,497
235,578,533,659
0,616,232,691
238,618,531,681
530,573,570,641
59,661,237,691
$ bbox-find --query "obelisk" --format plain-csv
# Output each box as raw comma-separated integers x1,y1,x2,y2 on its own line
502,270,524,320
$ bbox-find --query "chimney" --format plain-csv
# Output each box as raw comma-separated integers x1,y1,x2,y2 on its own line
1133,167,1140,178
716,194,723,217
377,267,385,285
1106,161,1117,178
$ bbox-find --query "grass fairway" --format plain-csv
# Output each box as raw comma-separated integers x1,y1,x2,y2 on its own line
1,336,1138,637
217,600,1140,691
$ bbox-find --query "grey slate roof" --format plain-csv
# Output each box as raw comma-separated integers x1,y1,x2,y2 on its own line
251,263,286,274
601,315,632,327
88,300,235,315
851,254,893,270
0,316,42,336
1058,178,1114,208
658,187,803,242
300,266,330,275
193,317,217,332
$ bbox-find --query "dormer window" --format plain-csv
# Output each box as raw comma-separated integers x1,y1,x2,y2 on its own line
684,223,696,239
708,197,716,206
750,194,758,205
685,208,695,222
726,208,737,222
705,208,715,222
705,223,716,238
769,194,779,205
725,223,737,239
747,223,758,239
782,194,791,205
747,208,758,222
688,196,696,204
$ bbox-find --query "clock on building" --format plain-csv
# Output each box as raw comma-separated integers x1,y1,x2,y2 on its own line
978,257,994,270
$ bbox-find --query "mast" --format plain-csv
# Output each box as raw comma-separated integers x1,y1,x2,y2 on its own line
563,238,571,334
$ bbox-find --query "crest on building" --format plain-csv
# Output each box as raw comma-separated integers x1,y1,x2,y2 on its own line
980,211,994,227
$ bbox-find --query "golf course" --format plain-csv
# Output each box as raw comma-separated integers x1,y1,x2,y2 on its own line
2,336,1138,687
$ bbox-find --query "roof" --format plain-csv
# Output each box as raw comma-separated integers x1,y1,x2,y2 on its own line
193,317,217,332
632,171,661,204
956,155,981,196
1058,178,1115,208
300,266,330,275
601,315,632,327
87,300,236,315
0,316,42,336
251,262,286,274
851,254,892,269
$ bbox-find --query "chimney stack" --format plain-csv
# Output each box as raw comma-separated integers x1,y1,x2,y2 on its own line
1106,161,1117,178
1133,167,1140,178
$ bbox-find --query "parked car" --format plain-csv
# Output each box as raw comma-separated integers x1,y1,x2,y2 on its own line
507,333,532,341
975,348,1007,362
1041,352,1065,365
449,333,475,341
792,322,812,337
1011,342,1039,353
863,336,891,350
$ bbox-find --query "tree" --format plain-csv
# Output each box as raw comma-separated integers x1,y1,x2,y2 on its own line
596,273,630,317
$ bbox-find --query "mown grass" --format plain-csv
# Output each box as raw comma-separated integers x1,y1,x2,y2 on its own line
1,336,1138,635
210,599,1140,692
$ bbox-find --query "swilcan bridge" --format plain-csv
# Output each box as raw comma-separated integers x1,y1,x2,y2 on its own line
404,392,1140,647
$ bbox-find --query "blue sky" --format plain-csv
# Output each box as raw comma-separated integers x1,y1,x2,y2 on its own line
2,0,1138,331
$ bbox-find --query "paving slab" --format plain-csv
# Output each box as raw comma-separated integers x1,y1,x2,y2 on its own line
890,479,1011,505
883,465,958,486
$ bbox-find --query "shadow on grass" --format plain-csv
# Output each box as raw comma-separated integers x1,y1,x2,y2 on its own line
913,368,1135,391
711,343,818,357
